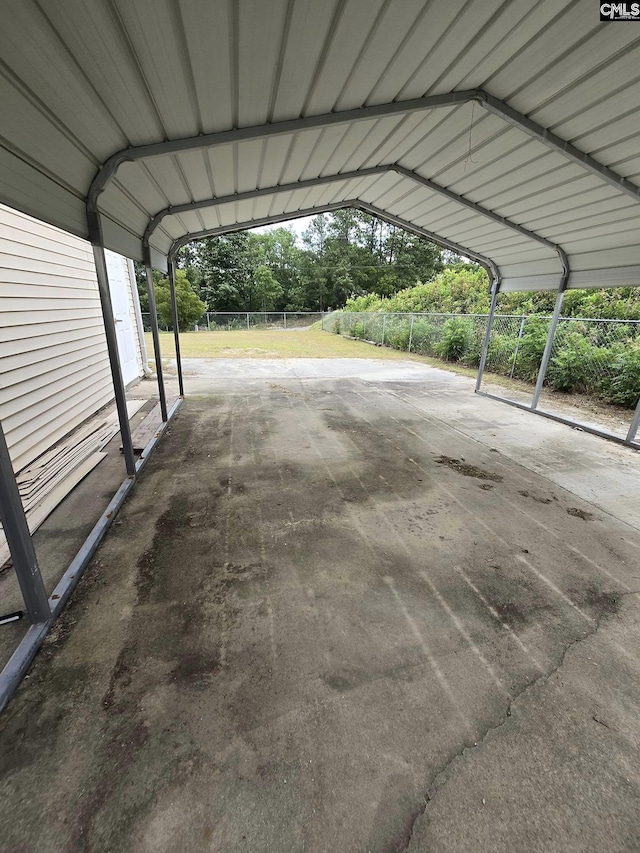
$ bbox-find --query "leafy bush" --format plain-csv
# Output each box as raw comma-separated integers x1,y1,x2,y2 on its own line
332,316,341,334
459,330,484,367
512,317,550,381
435,318,474,361
351,320,365,339
386,323,411,350
601,343,640,407
410,320,439,355
546,332,595,392
486,333,518,373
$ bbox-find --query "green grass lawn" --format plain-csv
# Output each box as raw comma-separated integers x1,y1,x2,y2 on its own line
146,329,432,361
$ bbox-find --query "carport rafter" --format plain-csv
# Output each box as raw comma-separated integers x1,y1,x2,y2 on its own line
142,165,568,279
165,199,501,287
87,89,640,231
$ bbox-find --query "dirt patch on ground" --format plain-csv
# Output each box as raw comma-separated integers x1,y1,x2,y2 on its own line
567,507,594,521
518,490,555,504
435,455,503,482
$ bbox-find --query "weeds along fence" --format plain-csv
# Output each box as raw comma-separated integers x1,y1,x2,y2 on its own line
322,311,640,410
142,311,323,332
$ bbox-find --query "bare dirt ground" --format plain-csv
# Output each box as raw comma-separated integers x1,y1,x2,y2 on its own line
1,364,639,852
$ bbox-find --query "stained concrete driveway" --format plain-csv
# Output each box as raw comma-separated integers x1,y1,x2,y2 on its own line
1,360,639,852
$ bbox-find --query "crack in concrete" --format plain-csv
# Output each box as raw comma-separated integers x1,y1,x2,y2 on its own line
400,591,637,851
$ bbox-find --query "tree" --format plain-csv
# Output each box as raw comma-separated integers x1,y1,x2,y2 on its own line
175,208,445,312
252,264,283,311
193,232,254,311
154,269,206,331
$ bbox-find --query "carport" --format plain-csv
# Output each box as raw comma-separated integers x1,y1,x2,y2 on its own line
1,1,640,848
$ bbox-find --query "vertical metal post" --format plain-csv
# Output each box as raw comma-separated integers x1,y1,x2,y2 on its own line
144,266,169,421
91,243,136,476
475,278,499,392
382,314,387,346
283,312,287,330
510,315,526,378
625,396,640,444
167,258,184,398
363,314,367,338
408,315,414,352
207,312,211,332
0,421,50,624
246,313,250,330
532,288,565,410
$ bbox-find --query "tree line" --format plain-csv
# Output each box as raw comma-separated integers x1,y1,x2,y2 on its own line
137,209,445,328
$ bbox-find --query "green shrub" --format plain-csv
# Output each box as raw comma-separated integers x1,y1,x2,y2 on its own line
435,318,474,361
351,320,365,339
486,333,518,373
512,317,549,381
460,330,483,367
601,343,640,407
410,320,439,355
332,316,341,334
546,332,594,392
386,324,411,350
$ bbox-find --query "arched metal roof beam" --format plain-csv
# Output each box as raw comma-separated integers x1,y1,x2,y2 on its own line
88,89,640,240
165,199,501,287
143,165,566,280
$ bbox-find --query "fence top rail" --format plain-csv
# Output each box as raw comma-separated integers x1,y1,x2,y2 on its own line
331,310,640,325
204,311,322,316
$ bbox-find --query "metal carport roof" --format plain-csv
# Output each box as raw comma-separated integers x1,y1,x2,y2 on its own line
0,0,639,292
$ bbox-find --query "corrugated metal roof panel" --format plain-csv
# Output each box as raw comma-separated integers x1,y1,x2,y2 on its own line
0,0,637,290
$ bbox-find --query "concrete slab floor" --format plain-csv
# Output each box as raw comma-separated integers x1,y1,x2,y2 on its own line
1,360,639,852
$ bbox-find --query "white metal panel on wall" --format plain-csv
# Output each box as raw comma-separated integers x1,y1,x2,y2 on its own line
0,205,144,473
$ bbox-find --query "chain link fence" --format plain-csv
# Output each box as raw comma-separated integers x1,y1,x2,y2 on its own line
323,310,640,413
142,311,323,332
322,311,489,367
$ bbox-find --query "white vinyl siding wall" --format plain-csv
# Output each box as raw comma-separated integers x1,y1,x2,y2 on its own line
0,205,141,473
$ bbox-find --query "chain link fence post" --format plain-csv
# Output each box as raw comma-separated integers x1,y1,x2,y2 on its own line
382,314,387,346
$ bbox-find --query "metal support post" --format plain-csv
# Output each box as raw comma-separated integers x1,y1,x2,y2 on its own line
145,266,169,421
510,316,526,378
382,314,387,346
91,243,136,476
532,288,565,410
167,259,184,398
626,396,640,444
246,313,250,330
475,278,499,392
0,421,49,624
283,312,287,330
408,315,414,352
